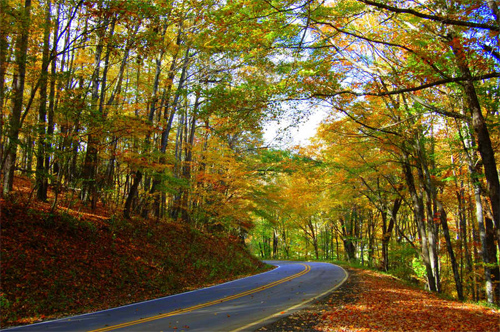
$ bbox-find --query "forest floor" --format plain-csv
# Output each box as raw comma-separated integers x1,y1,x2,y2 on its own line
258,267,500,332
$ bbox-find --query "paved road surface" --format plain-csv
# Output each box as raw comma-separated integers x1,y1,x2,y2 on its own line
3,261,347,332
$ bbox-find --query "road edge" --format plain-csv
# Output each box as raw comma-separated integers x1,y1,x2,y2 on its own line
2,264,279,331
231,263,349,332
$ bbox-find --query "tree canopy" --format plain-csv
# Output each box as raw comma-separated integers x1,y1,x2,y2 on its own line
1,0,499,305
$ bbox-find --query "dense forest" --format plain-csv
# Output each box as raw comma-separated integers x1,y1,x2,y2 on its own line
1,0,499,307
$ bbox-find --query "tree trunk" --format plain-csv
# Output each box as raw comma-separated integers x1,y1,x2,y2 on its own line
2,0,31,196
458,114,498,304
473,177,495,303
309,219,319,260
485,218,500,305
485,217,500,304
81,17,109,206
124,170,142,219
382,198,402,271
402,157,437,291
340,216,356,261
138,25,184,218
437,201,464,300
46,3,59,188
272,229,279,258
451,37,500,253
147,48,190,219
178,94,200,222
36,0,52,201
0,0,10,174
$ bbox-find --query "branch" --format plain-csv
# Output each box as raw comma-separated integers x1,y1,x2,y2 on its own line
357,0,499,32
395,222,418,251
310,19,449,78
313,73,500,98
332,104,402,136
408,94,469,120
482,44,500,63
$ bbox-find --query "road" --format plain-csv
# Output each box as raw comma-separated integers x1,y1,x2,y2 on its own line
3,261,347,332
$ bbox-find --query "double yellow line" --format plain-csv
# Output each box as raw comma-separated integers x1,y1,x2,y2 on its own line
89,263,311,332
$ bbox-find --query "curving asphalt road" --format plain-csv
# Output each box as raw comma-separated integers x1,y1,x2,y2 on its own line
3,261,347,332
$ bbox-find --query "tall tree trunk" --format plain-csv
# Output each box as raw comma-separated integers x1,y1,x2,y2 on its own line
46,3,59,190
145,48,190,219
450,36,500,253
81,17,108,206
458,115,498,304
485,217,500,304
340,216,356,261
416,137,441,292
458,188,474,298
402,157,437,291
170,107,186,220
0,0,10,174
307,218,319,260
272,229,279,258
102,24,137,195
178,93,200,222
81,15,116,208
138,24,182,218
471,207,480,302
382,198,402,271
472,165,495,303
123,39,165,219
124,170,142,219
36,0,52,201
2,0,31,196
437,201,464,300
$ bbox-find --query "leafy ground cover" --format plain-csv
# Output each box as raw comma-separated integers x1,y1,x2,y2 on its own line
0,177,269,328
259,267,500,331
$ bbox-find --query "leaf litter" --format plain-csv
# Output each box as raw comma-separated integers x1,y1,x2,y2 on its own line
259,267,499,332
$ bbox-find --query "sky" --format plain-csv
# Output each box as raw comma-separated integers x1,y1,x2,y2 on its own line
263,108,328,147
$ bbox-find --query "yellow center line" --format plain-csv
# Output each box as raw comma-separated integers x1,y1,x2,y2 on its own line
89,263,311,332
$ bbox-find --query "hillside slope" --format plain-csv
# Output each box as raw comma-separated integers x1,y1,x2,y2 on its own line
0,178,268,328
